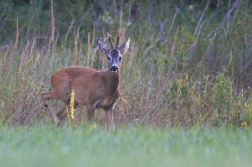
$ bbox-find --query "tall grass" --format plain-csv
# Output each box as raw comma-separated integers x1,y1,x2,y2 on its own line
0,0,252,127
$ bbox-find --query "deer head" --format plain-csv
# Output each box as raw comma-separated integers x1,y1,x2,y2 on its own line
98,34,130,73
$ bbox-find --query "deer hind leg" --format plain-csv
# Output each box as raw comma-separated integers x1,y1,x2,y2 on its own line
41,91,60,124
57,102,79,121
56,105,67,121
105,109,115,130
87,105,95,125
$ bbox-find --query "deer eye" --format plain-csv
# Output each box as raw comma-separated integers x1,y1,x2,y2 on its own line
107,57,111,61
119,56,122,61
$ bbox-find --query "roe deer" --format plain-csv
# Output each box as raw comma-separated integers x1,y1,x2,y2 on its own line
41,34,130,129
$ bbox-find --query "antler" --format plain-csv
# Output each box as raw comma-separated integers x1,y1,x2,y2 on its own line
115,36,120,49
107,32,114,48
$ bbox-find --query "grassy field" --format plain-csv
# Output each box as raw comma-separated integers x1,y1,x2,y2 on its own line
0,125,251,167
0,1,252,166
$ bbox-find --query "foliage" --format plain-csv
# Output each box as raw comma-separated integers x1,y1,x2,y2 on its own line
0,0,252,127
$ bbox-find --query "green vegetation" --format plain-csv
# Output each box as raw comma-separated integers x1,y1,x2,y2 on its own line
0,125,251,167
1,1,252,166
1,0,252,127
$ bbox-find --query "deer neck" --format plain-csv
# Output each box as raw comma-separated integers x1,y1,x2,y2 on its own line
107,70,120,95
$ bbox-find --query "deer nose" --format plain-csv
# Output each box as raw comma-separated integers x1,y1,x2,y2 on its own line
111,66,118,72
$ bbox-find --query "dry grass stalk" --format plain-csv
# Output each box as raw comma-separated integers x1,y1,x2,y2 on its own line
65,19,75,43
72,28,79,66
48,0,55,52
5,17,20,71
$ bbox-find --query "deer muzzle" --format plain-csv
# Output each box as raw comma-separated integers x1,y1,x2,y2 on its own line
110,66,118,73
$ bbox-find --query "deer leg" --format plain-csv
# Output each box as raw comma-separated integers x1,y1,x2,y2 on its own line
57,102,79,121
41,91,60,124
87,105,95,125
57,105,67,121
105,109,115,129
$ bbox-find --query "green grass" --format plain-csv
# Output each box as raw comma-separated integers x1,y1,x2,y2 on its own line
0,125,251,167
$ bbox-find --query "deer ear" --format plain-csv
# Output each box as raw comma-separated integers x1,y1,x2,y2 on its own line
119,37,130,55
98,38,109,54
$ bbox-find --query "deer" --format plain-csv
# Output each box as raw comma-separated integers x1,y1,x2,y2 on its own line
41,34,130,129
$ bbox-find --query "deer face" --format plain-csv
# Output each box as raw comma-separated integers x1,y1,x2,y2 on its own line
98,35,130,73
107,49,122,73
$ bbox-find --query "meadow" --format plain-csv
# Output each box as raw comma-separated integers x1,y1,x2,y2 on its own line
0,125,252,167
0,0,252,166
